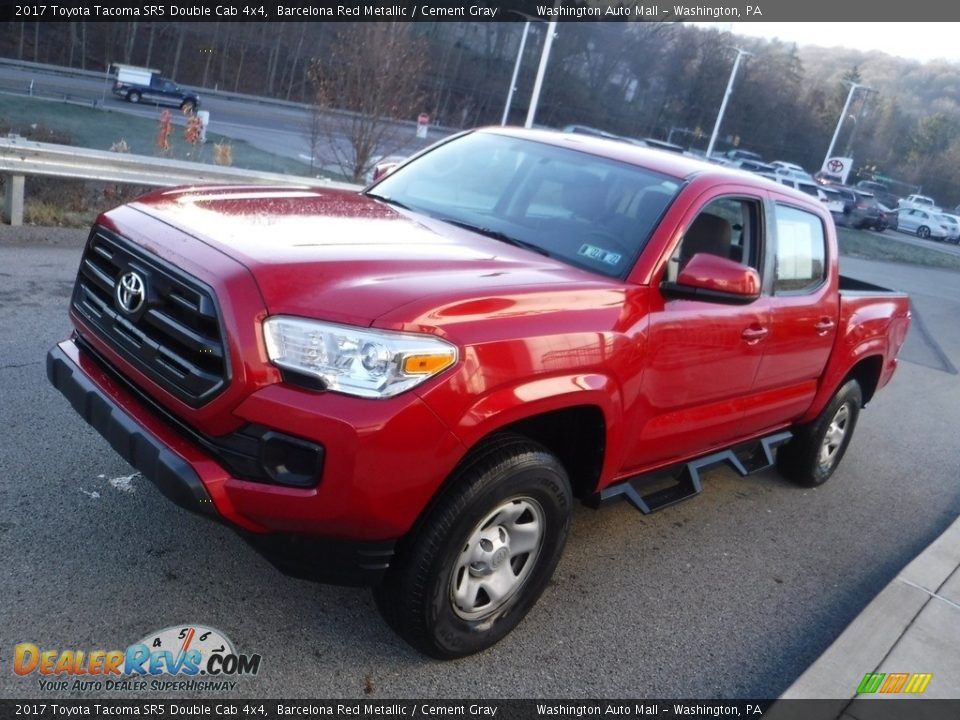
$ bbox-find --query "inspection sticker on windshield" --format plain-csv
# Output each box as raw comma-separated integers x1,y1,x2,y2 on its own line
578,243,622,266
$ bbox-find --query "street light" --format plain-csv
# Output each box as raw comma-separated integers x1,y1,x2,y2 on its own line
706,47,752,160
501,21,531,126
823,82,875,169
525,17,558,128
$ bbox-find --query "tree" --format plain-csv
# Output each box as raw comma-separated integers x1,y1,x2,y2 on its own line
307,23,427,182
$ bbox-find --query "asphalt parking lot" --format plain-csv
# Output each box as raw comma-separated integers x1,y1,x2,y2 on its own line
1,227,958,700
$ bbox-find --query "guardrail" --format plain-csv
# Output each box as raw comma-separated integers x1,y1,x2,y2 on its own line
0,135,359,226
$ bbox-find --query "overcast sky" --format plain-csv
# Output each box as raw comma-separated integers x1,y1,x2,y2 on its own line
690,23,960,64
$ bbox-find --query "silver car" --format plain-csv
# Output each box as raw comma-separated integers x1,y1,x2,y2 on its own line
896,208,952,240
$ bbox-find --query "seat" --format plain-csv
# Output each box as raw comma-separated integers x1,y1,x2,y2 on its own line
679,212,732,269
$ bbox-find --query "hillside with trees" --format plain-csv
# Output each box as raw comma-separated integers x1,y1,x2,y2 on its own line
3,20,960,201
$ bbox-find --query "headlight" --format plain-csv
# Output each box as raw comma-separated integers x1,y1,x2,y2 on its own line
263,316,458,398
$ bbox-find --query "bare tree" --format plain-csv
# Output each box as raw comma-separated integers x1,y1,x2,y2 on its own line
307,23,426,183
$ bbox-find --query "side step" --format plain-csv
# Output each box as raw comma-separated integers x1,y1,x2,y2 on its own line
595,431,793,514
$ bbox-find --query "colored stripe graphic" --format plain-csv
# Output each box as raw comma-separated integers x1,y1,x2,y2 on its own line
857,672,932,694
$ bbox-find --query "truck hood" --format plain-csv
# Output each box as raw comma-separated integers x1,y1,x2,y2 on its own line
130,186,615,327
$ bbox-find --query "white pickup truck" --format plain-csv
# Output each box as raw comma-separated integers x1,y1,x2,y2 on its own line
898,194,937,211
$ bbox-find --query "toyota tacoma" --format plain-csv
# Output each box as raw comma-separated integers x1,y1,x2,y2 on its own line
48,128,911,658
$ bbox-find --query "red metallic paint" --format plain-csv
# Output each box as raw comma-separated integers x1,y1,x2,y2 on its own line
60,128,910,543
676,254,761,297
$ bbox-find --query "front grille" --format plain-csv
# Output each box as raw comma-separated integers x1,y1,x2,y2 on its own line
72,227,229,406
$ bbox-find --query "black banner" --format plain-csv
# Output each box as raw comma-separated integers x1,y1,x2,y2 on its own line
3,700,960,720
2,0,960,23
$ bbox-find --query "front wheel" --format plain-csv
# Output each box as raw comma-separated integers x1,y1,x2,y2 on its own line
777,379,862,487
128,90,141,104
374,434,572,659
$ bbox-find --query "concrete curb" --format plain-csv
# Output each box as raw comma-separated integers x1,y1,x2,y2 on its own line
780,514,960,701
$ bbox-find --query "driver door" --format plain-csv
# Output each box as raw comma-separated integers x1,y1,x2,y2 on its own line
621,192,771,472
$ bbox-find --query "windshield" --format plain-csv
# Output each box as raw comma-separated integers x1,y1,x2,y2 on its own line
368,132,682,278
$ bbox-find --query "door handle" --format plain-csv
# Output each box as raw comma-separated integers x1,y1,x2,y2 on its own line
741,326,769,343
815,318,836,334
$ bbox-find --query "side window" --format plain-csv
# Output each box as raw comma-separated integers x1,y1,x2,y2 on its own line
773,204,827,293
667,197,762,281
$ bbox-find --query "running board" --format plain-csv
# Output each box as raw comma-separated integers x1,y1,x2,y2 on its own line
595,431,793,514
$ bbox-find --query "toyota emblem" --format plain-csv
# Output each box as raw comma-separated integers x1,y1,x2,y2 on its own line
116,271,146,314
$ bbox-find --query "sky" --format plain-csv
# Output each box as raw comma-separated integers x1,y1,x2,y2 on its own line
690,23,960,64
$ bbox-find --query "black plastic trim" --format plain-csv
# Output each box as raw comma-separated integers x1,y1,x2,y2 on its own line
71,227,230,408
47,343,391,586
660,280,761,305
594,431,793,514
75,335,323,487
235,531,395,587
47,345,218,518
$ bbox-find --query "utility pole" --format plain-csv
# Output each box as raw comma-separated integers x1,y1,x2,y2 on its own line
706,47,752,160
525,18,558,128
502,21,531,126
824,82,874,169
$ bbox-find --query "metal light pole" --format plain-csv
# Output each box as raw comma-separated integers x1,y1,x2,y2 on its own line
823,82,873,168
501,21,531,126
525,18,558,128
706,48,752,159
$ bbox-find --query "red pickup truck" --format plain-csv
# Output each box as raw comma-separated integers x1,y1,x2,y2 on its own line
48,128,910,658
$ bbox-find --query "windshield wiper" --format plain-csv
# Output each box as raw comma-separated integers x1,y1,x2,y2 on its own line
438,218,552,258
365,192,413,211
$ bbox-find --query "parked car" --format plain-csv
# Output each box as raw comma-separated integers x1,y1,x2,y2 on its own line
47,127,911,659
855,180,900,210
771,177,846,218
896,208,952,239
849,191,885,231
937,213,960,243
770,160,807,174
725,148,764,163
771,162,814,183
878,204,898,232
732,159,777,174
898,194,937,211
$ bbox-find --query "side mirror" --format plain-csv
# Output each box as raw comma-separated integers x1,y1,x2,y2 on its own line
662,253,761,304
371,162,400,183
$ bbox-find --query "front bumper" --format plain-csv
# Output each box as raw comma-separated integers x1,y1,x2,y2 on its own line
47,341,397,586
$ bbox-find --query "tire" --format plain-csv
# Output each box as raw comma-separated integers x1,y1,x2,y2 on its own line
128,91,141,104
917,226,931,239
180,100,196,114
777,379,862,488
374,434,572,659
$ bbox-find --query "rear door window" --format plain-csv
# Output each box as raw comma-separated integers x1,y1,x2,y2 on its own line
773,204,827,293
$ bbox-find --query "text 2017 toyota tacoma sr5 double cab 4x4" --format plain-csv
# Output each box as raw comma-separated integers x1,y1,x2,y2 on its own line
48,128,911,658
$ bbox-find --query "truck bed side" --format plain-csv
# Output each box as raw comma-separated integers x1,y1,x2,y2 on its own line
802,276,911,422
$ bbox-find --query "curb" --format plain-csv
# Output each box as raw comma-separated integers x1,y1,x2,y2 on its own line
780,514,960,701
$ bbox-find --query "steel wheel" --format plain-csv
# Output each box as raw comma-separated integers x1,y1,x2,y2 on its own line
817,404,850,473
374,434,572,659
777,379,862,487
450,496,544,621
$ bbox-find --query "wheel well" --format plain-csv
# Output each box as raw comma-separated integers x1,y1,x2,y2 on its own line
495,405,606,499
846,355,883,405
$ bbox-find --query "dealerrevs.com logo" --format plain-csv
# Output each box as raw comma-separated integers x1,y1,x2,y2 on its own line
14,625,262,693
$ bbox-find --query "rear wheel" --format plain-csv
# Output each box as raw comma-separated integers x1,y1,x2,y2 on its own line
917,225,931,239
777,379,862,487
374,434,572,659
128,90,141,104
